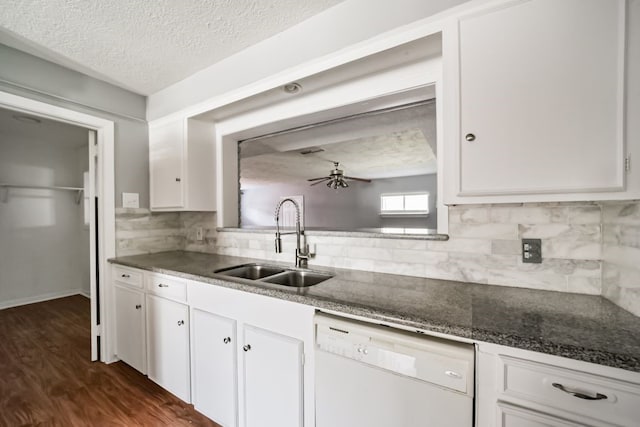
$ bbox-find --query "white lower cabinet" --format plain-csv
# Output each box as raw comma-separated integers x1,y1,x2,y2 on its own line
191,309,238,426
146,294,191,402
114,285,146,374
243,325,304,427
497,402,585,427
477,342,640,427
188,280,315,427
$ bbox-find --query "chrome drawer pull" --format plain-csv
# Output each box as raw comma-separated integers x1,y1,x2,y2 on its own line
121,274,130,278
223,337,231,344
135,304,142,310
243,344,251,352
552,383,608,401
158,283,169,288
177,320,185,326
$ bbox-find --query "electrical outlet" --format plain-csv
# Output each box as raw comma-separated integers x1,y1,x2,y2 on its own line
196,227,204,241
522,238,542,263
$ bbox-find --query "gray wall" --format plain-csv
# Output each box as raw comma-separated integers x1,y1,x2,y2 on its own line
241,174,437,231
0,44,149,208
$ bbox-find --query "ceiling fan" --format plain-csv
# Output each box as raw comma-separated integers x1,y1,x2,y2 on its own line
307,162,371,189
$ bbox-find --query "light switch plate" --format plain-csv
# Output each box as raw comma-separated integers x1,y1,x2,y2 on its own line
122,192,139,209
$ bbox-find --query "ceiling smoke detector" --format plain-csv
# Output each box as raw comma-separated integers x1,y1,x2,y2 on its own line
283,82,302,94
300,147,325,155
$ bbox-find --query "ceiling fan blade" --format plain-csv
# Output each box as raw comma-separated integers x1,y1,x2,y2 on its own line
310,178,331,186
307,177,330,181
343,176,372,183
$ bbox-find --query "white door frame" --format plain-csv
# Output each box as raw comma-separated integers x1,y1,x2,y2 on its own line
0,90,115,362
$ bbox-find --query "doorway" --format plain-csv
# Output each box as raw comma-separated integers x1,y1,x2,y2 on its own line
0,90,115,362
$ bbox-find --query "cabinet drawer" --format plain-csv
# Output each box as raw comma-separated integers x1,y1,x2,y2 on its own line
497,402,587,427
147,273,187,302
113,266,143,288
499,355,640,426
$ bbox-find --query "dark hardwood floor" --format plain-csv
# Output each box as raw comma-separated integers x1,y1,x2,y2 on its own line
0,295,220,427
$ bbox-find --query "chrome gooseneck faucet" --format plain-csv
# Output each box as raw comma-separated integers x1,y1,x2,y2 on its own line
275,198,313,268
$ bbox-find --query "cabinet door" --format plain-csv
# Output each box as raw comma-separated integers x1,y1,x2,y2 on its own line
457,0,625,197
146,294,190,402
114,286,146,374
149,119,185,209
498,402,587,427
242,325,303,427
191,309,237,426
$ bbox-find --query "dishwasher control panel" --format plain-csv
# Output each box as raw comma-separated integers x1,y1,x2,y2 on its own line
315,313,475,395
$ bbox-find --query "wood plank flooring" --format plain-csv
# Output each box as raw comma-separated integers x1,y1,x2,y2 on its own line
0,295,220,427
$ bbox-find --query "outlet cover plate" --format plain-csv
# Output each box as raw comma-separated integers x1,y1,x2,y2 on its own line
122,192,139,209
522,238,542,263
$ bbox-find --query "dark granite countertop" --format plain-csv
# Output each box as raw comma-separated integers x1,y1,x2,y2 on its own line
109,251,640,372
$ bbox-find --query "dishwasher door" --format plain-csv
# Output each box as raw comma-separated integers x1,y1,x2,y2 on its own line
315,314,474,427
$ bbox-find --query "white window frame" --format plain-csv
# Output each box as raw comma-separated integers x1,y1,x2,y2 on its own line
380,192,430,216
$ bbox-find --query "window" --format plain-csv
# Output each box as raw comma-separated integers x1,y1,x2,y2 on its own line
380,193,429,215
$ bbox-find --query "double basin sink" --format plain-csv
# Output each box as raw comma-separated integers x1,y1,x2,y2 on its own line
213,263,333,288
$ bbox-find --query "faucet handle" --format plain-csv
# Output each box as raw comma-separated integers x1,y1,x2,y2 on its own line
307,243,316,258
275,237,282,253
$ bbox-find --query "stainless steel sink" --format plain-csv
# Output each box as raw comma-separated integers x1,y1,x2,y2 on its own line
214,263,333,287
214,263,285,280
261,270,333,287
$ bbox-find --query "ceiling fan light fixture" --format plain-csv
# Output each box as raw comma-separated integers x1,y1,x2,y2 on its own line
309,161,370,190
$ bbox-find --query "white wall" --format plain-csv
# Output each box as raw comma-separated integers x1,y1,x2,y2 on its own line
76,144,90,295
0,131,89,306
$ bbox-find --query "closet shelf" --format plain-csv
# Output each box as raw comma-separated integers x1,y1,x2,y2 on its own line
0,184,84,204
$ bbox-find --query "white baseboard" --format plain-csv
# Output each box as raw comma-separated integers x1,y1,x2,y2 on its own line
0,289,86,310
78,290,91,299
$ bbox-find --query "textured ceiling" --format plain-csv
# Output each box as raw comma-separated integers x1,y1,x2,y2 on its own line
240,102,437,187
0,107,87,149
0,0,344,95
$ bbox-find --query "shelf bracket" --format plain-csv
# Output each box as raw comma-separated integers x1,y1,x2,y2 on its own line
76,189,84,205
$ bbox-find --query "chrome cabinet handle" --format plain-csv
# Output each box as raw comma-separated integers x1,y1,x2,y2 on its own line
243,344,251,352
135,304,142,310
158,283,169,288
465,133,476,142
121,274,130,278
552,383,608,401
175,177,181,182
177,320,185,326
223,337,231,344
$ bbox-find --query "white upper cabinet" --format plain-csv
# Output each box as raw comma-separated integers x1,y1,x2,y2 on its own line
444,0,629,203
149,117,216,211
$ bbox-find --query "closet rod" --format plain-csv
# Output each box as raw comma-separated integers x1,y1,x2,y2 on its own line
0,184,84,204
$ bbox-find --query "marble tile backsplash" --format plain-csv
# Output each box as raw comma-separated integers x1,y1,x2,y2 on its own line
602,201,640,316
115,201,640,316
215,203,603,295
115,209,217,256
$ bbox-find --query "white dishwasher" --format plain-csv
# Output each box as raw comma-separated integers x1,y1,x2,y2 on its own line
315,313,475,427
